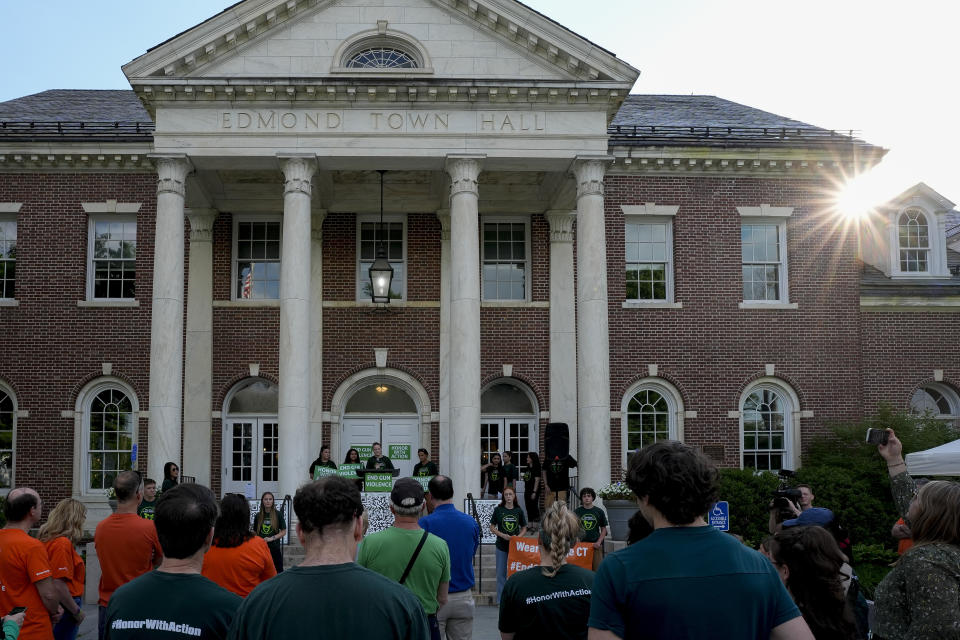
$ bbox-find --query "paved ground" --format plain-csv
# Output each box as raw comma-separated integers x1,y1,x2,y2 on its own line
77,600,501,638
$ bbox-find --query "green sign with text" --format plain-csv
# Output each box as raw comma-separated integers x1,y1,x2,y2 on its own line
414,476,434,492
313,466,337,480
337,463,362,479
389,444,411,460
353,445,373,460
364,472,393,493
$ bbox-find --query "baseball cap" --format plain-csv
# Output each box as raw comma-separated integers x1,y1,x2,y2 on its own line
391,477,425,508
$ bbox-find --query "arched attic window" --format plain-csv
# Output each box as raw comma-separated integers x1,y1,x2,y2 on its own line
898,208,931,272
333,30,432,74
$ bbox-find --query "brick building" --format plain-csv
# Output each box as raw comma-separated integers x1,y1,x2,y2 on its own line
1,0,958,525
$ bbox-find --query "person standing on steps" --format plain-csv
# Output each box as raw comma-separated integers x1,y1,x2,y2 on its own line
253,492,286,574
490,487,527,605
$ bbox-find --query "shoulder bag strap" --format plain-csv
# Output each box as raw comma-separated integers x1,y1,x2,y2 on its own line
399,530,430,585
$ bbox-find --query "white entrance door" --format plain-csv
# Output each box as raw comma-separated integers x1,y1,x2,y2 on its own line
342,416,420,478
222,418,280,498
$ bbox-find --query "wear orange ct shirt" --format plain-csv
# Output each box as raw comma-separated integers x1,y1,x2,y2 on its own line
0,528,54,640
44,536,85,597
94,512,162,606
895,517,915,555
201,535,277,597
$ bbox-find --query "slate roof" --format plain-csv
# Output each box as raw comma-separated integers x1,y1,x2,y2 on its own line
861,252,960,297
0,90,149,122
612,95,818,130
947,209,960,239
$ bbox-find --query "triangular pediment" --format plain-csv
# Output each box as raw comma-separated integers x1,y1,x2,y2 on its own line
887,182,956,214
123,0,638,85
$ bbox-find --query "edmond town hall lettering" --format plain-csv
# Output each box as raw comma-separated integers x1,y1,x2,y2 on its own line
219,110,547,134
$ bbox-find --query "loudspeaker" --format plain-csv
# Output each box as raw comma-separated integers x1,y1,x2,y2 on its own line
545,422,569,460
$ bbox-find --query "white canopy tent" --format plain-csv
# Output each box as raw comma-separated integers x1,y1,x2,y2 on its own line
905,438,960,476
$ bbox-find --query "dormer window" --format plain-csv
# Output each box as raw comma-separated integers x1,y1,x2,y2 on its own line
898,209,930,272
347,47,418,69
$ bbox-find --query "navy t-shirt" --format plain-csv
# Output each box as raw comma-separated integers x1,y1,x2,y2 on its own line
588,525,800,640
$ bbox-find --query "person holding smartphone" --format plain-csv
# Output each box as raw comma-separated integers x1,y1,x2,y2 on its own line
3,609,26,640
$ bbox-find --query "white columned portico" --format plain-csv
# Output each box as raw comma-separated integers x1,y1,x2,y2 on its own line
445,156,483,499
573,157,613,493
147,156,191,481
309,209,327,466
436,209,452,475
278,156,316,500
545,210,578,456
182,208,218,485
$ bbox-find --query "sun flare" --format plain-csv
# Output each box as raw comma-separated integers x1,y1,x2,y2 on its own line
833,172,888,221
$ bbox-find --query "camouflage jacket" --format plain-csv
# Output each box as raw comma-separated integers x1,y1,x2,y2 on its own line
873,471,960,640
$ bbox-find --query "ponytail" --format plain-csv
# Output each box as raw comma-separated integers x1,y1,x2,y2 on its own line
539,501,580,578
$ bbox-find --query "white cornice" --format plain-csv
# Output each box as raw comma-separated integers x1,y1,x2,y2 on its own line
122,0,639,87
0,148,152,173
608,149,879,178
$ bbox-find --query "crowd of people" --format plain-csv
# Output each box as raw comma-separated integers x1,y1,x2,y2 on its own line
0,430,957,640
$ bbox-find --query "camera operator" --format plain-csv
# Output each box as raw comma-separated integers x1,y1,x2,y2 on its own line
768,483,833,534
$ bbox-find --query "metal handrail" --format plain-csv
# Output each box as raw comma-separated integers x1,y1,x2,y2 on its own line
280,494,292,545
466,492,482,595
0,120,155,141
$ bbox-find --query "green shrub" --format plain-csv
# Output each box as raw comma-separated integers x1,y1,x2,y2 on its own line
717,468,779,547
851,543,898,596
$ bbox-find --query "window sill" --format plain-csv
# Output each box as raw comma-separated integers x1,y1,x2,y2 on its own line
0,299,19,307
622,301,682,309
214,300,281,308
739,302,798,310
77,300,139,308
480,301,549,308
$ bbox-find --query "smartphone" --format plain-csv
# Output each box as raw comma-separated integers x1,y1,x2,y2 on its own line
7,607,26,616
866,428,889,446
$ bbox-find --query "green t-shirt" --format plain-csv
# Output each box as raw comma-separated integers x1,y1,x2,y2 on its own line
105,571,241,640
227,564,428,640
357,527,451,615
499,564,595,640
256,511,286,547
503,463,518,485
491,506,526,552
137,499,157,520
574,506,609,543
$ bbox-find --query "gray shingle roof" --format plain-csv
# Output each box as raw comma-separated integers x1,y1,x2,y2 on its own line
0,90,149,122
861,258,960,297
612,95,823,130
947,209,960,239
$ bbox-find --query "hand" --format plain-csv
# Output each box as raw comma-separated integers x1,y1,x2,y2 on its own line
878,429,904,463
6,611,25,627
788,501,802,517
51,605,63,624
72,609,86,624
593,541,602,549
891,522,912,539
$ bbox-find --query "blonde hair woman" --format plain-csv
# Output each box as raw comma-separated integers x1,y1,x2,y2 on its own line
38,499,87,640
497,501,594,640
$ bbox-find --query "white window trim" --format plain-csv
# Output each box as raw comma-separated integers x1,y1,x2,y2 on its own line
356,213,408,302
620,377,685,467
75,377,139,497
231,214,283,302
481,216,532,303
0,209,18,301
330,28,434,74
910,382,960,421
738,377,801,471
86,214,137,301
624,214,676,304
889,206,950,278
0,380,17,495
740,217,791,305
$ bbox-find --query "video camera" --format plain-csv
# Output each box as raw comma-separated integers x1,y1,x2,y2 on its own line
770,469,802,523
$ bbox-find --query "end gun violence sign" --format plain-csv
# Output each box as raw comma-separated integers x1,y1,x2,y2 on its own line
506,537,594,577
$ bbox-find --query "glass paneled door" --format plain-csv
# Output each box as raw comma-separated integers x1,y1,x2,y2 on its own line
222,418,280,498
480,419,537,475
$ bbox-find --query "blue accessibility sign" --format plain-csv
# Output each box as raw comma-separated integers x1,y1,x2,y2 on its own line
709,501,729,531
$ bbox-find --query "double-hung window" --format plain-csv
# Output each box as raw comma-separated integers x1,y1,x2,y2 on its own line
622,204,678,304
738,205,793,306
0,214,16,300
897,208,930,273
233,216,282,300
88,217,137,300
357,214,406,301
482,218,529,301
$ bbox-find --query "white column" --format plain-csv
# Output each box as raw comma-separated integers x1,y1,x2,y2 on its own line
544,210,578,456
147,156,191,482
182,208,217,486
309,209,328,467
278,156,316,500
445,156,483,500
436,209,452,475
574,157,613,494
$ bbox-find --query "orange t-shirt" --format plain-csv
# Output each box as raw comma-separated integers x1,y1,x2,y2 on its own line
201,536,277,597
94,512,162,606
0,528,54,640
43,536,85,597
896,517,915,555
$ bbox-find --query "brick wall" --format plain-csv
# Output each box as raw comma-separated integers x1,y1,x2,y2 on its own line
0,173,156,506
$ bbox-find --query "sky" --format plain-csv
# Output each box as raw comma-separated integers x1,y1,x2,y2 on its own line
1,0,957,208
